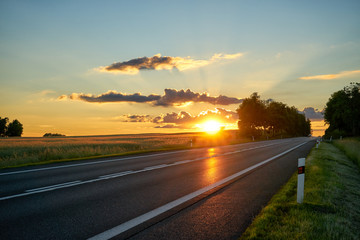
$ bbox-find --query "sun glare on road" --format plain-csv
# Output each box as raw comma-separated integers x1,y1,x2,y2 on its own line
201,120,222,134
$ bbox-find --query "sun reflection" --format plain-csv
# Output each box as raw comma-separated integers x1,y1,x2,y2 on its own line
206,148,217,183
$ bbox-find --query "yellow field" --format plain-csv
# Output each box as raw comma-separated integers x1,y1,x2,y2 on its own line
0,131,241,169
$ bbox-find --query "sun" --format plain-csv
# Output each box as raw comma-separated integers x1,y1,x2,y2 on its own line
201,120,222,134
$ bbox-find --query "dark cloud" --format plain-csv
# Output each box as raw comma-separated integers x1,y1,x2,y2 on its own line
154,89,243,106
61,89,243,106
104,55,174,73
97,53,243,75
300,107,324,120
68,91,161,103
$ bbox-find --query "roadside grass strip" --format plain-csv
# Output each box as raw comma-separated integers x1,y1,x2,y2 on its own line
334,137,360,169
240,142,360,240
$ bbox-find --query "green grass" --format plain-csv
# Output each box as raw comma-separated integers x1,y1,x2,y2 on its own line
239,142,360,240
333,137,360,168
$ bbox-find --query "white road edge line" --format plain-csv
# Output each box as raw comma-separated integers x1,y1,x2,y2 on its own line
0,140,292,176
87,141,308,240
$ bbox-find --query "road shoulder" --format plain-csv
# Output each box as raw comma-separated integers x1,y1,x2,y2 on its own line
239,142,360,240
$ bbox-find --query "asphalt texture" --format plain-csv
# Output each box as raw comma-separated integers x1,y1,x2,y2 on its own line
0,137,315,240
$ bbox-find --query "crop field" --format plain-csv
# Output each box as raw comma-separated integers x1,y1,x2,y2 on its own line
0,130,242,169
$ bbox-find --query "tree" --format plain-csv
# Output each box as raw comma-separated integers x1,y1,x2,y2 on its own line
237,93,311,138
6,119,23,137
237,93,267,136
266,101,287,136
0,117,9,137
324,82,360,137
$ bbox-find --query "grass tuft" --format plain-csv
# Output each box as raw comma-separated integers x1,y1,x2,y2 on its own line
240,142,360,240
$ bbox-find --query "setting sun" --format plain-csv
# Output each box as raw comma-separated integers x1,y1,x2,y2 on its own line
201,120,223,134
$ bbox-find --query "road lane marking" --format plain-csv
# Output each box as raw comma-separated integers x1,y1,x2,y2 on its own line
0,140,304,201
0,150,193,176
143,164,168,171
98,171,134,179
26,181,82,192
0,181,83,201
88,141,308,240
0,139,293,176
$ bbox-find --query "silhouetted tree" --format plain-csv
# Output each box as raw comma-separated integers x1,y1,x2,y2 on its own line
237,93,267,137
0,117,9,137
237,93,311,138
324,82,360,137
266,101,287,136
6,119,23,137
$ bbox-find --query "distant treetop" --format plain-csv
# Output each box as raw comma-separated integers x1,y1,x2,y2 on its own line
43,133,66,137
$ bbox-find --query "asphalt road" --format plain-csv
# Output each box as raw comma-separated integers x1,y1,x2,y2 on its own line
0,137,315,240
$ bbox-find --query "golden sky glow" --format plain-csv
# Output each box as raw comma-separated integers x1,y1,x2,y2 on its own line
1,1,359,137
199,120,223,134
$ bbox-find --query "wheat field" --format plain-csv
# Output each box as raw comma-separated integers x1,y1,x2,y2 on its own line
0,131,241,168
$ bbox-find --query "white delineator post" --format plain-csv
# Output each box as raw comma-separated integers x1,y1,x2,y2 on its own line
297,158,305,203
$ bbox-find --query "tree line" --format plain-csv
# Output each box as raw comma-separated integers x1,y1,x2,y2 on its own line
237,93,311,138
0,117,23,137
324,82,360,138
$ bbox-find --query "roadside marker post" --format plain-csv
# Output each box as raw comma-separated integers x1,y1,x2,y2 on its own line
297,158,305,204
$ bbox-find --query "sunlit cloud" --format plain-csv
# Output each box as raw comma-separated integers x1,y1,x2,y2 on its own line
96,52,244,74
120,108,239,129
57,95,68,101
299,70,360,80
154,124,179,129
299,107,324,120
119,114,153,122
59,89,243,106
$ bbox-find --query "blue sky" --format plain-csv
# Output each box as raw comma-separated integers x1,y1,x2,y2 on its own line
1,0,359,136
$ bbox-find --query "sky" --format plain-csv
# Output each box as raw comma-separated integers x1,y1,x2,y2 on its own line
1,0,359,137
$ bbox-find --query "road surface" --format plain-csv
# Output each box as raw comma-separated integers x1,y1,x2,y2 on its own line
0,137,315,240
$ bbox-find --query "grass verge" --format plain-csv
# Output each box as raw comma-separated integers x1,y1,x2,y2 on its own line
333,137,360,168
239,141,360,240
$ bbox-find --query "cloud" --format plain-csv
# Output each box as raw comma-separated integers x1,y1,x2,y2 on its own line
154,124,179,129
121,108,239,129
60,89,243,106
120,114,153,122
300,107,324,120
66,91,161,103
299,70,360,80
154,89,243,106
57,95,68,100
96,53,243,74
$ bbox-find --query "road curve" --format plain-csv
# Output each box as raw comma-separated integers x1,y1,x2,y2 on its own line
0,137,315,240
